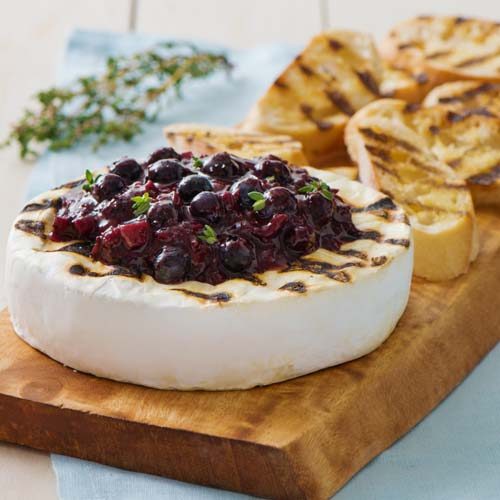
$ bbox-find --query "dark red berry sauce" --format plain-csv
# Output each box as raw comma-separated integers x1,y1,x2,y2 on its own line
50,148,359,285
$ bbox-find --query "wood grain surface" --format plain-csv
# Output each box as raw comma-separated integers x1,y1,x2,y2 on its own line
0,210,499,499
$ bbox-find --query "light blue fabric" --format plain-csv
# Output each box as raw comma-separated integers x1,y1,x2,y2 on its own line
26,30,499,500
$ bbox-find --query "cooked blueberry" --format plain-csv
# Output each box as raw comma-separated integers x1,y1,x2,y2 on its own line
220,238,253,272
110,157,142,182
231,175,263,209
306,192,333,226
178,174,213,202
146,147,182,165
147,200,178,229
284,225,317,254
253,155,291,183
148,159,184,183
265,187,297,215
202,152,240,179
92,174,126,202
154,246,188,283
190,192,221,222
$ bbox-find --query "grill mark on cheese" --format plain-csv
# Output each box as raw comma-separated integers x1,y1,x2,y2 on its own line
68,264,142,279
55,179,85,190
51,242,93,257
467,164,500,185
355,71,380,95
300,104,332,131
284,259,361,281
398,42,416,50
384,238,411,248
279,281,307,293
22,199,58,212
172,288,232,303
371,255,388,266
325,90,355,116
15,220,47,239
352,197,399,212
335,248,368,260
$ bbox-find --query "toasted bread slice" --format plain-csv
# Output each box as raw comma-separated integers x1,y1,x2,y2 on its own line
241,31,385,166
381,16,500,86
420,82,500,206
346,99,477,281
321,166,358,180
164,123,308,165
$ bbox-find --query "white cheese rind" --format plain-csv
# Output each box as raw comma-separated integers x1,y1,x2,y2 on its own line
6,169,413,390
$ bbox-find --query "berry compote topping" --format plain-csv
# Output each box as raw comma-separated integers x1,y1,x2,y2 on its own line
50,149,359,285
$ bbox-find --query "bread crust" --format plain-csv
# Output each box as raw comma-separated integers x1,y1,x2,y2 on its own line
346,98,478,281
164,123,308,165
381,16,500,87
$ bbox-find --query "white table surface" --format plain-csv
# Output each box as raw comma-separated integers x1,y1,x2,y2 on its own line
1,1,498,498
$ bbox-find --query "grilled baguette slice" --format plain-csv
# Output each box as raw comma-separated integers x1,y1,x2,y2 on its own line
346,99,477,281
164,123,308,165
381,16,500,86
420,82,500,207
241,30,385,166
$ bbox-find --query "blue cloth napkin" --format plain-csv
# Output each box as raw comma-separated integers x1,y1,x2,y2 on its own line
26,30,500,500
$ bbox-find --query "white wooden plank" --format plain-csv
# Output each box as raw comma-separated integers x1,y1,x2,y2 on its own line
0,2,130,496
136,0,323,48
326,0,500,41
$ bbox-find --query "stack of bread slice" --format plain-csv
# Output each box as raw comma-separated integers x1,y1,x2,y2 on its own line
163,15,499,282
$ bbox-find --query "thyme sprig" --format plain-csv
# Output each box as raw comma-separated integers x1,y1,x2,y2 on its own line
2,42,231,159
298,180,333,201
131,192,151,216
198,225,218,245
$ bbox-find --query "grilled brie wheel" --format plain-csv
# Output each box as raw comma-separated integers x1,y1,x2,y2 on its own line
6,168,412,390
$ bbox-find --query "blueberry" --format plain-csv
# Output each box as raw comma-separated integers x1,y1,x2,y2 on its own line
147,159,184,183
306,192,333,226
265,187,297,215
110,157,142,183
231,175,263,209
202,152,240,179
284,225,317,254
153,246,189,283
253,155,291,183
146,147,182,165
92,174,126,202
178,175,213,202
189,192,221,222
220,238,253,272
147,200,178,229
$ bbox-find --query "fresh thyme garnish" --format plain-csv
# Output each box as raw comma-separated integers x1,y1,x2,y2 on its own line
248,191,266,211
131,192,151,216
2,42,231,159
298,180,333,201
198,224,217,244
266,176,275,182
82,169,101,192
192,157,203,169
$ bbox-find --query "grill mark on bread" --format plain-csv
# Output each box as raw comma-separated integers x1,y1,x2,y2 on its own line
372,161,401,180
355,71,380,95
360,127,420,154
426,50,452,60
429,125,440,135
325,90,355,116
68,264,142,279
414,72,429,85
15,220,47,239
437,83,496,104
446,107,496,122
398,42,417,50
404,103,421,113
328,39,343,50
279,281,307,293
300,103,332,130
273,77,288,89
454,52,499,68
22,199,58,212
467,164,500,185
172,289,232,303
299,63,314,76
365,145,391,162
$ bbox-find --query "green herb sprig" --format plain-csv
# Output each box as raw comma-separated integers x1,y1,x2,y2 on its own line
192,156,203,169
2,42,231,159
248,191,266,211
298,180,333,201
131,192,151,216
198,224,217,244
82,169,101,192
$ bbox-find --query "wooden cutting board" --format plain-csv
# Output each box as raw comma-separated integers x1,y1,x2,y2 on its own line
0,209,499,500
